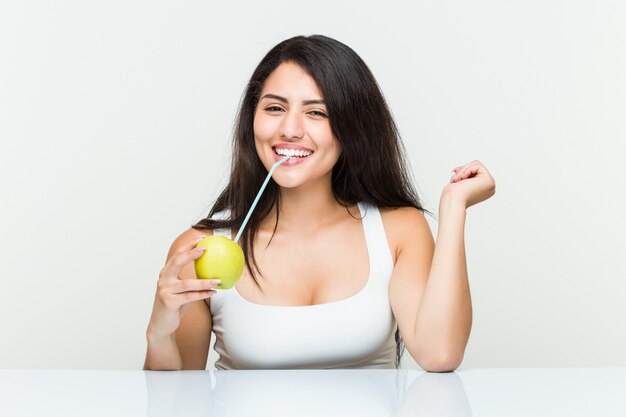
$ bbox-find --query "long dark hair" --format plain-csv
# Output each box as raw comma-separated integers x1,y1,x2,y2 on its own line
193,35,432,368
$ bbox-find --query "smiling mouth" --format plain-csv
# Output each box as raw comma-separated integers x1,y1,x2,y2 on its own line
273,147,314,158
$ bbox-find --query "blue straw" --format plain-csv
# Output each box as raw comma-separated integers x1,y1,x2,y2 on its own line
234,155,291,242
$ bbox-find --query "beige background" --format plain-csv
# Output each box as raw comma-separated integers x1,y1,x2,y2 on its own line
1,0,624,370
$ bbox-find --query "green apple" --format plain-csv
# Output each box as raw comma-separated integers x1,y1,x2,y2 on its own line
194,236,245,289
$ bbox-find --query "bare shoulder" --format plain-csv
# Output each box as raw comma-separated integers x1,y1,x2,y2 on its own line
166,227,214,280
380,206,432,238
380,207,434,261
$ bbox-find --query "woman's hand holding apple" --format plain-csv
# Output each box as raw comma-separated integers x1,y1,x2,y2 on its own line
147,237,221,340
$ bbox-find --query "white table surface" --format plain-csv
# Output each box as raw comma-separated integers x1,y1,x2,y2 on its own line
1,368,624,416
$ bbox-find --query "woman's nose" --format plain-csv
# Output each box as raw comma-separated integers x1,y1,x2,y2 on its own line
278,111,304,140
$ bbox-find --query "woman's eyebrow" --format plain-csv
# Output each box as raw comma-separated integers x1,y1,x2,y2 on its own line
260,94,325,106
303,98,326,105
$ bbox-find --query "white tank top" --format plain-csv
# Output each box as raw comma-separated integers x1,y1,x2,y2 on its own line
209,202,397,369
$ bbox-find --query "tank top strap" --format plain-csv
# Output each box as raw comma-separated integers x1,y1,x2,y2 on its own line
210,210,232,239
357,202,394,276
207,209,235,308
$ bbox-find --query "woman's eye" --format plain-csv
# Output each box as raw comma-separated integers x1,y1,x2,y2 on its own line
265,106,284,112
308,110,328,118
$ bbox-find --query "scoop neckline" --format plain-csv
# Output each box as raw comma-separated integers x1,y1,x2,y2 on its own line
230,202,372,309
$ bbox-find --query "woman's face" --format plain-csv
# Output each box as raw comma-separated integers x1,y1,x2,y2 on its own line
253,61,341,190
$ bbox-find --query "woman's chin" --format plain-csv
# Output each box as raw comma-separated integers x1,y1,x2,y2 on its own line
273,178,305,190
272,172,309,190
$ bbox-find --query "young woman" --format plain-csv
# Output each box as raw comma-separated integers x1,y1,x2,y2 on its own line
144,35,496,372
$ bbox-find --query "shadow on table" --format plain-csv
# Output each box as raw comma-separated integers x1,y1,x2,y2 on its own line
145,369,472,417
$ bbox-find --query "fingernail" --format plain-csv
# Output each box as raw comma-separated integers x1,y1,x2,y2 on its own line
196,246,206,253
210,279,221,286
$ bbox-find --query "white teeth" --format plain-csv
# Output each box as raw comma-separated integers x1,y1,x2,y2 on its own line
274,148,313,157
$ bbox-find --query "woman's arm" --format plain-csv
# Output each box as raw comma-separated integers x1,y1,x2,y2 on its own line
388,160,495,372
144,229,215,370
387,204,467,372
144,292,212,370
